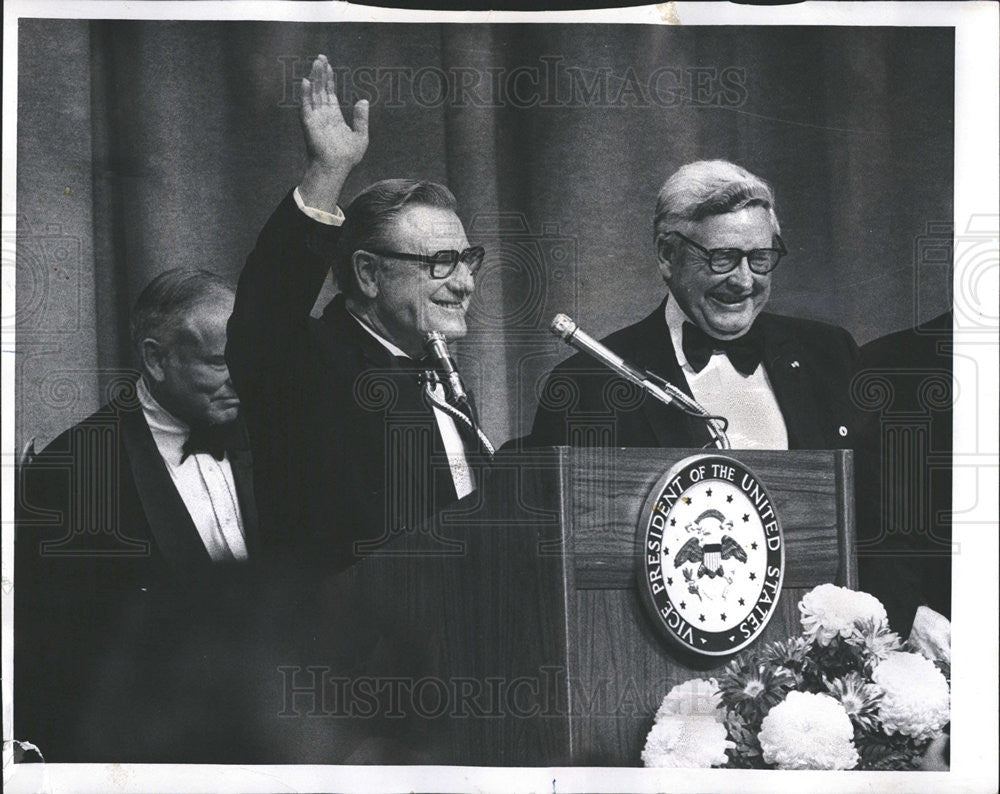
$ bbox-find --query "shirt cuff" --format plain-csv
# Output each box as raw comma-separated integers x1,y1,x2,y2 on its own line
293,186,345,226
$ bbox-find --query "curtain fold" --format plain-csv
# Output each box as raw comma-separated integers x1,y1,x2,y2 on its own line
16,20,954,450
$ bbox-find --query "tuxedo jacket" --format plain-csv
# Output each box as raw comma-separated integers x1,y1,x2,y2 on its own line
14,396,259,760
528,299,861,451
854,311,952,634
227,190,467,573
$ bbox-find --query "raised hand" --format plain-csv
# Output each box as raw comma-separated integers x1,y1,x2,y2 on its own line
299,54,369,211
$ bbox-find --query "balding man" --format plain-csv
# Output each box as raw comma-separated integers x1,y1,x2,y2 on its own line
16,268,258,759
529,160,859,450
18,268,257,578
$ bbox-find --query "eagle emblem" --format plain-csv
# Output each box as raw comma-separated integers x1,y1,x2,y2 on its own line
672,510,748,601
636,455,786,657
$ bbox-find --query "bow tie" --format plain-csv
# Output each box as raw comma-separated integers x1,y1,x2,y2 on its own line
394,354,436,378
682,321,764,376
395,353,475,407
181,423,230,462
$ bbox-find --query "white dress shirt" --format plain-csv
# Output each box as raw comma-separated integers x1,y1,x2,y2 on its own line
138,379,249,561
665,297,789,450
295,186,475,500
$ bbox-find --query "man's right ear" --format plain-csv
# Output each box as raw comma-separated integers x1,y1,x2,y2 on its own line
352,250,380,299
655,234,675,281
140,338,167,383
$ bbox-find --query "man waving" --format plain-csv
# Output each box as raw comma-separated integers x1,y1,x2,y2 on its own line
228,55,486,572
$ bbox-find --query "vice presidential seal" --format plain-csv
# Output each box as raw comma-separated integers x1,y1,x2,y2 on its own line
636,455,785,657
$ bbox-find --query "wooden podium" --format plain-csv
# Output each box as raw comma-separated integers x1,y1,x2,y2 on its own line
337,447,856,766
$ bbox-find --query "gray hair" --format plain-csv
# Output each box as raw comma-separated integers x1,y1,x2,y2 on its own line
130,268,234,362
334,179,458,299
654,160,780,239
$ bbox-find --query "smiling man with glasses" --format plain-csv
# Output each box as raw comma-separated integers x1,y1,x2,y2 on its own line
338,191,482,359
530,159,860,451
227,55,485,574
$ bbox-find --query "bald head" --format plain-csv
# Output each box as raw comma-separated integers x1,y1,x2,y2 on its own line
132,269,239,426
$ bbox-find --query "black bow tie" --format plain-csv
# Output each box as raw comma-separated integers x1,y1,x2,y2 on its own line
682,321,764,376
181,423,230,462
396,353,478,427
394,354,436,378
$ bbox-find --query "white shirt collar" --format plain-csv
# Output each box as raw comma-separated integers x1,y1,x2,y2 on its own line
664,294,695,370
346,306,411,359
137,377,189,464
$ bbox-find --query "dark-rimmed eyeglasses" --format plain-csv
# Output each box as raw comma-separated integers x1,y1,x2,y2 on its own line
665,231,786,275
367,246,486,279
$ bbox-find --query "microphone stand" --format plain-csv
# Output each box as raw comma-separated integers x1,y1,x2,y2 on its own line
424,333,496,458
549,314,730,450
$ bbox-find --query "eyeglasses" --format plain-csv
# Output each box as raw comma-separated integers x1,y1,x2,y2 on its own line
367,246,486,279
665,231,786,275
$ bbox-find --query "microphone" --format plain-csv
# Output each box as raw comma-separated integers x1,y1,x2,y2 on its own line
424,332,468,405
548,313,730,449
549,314,668,402
422,332,496,457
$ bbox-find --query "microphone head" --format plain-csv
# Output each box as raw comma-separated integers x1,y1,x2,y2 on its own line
424,331,447,353
550,313,577,341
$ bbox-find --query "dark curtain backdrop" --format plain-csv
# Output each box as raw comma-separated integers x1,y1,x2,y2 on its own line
16,21,954,450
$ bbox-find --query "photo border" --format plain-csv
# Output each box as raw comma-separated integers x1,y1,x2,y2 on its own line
3,2,997,792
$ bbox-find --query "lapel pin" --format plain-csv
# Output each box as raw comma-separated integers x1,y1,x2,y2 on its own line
790,360,800,369
838,425,848,437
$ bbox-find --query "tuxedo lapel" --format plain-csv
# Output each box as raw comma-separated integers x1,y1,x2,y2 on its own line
118,405,214,577
760,318,825,449
319,294,398,372
319,296,459,505
632,301,713,448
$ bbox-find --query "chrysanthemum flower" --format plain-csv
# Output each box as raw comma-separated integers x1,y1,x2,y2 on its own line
825,672,883,732
758,691,859,770
641,714,732,768
655,678,724,723
872,651,950,741
761,637,810,668
759,637,811,685
847,617,902,666
717,655,794,720
799,584,888,646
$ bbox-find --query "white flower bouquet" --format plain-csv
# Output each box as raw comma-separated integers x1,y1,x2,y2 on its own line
642,584,950,770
